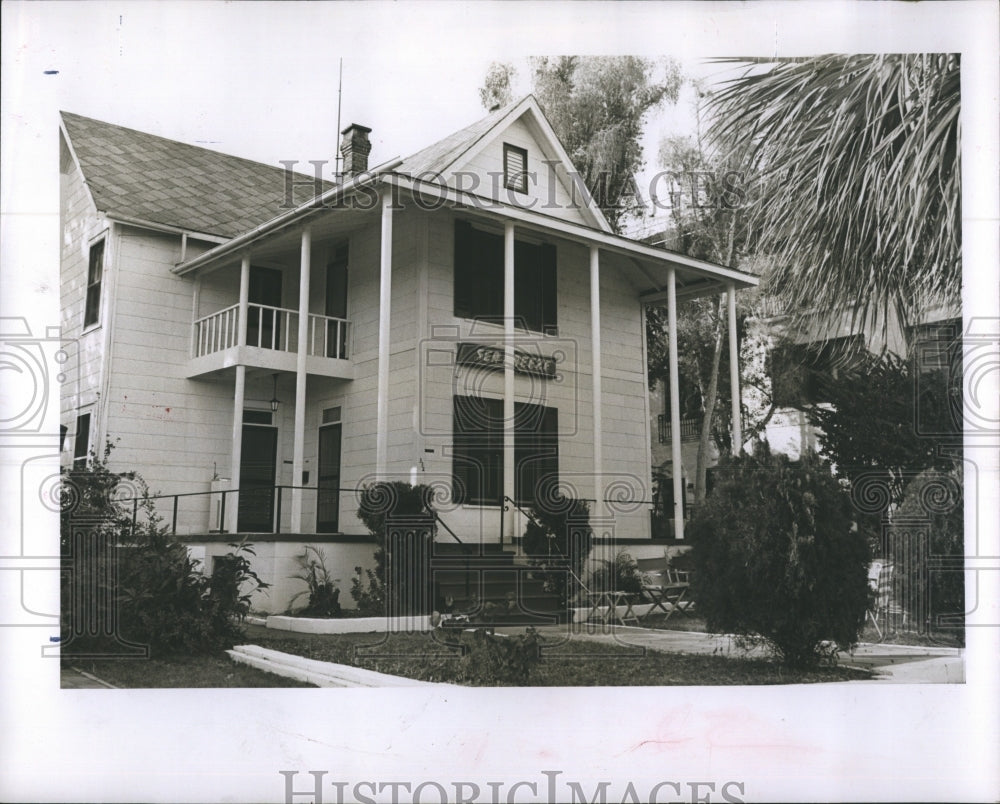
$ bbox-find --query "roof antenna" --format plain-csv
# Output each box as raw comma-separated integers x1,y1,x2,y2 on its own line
335,57,344,183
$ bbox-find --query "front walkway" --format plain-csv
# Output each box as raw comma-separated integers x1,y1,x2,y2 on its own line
496,623,965,683
60,666,119,689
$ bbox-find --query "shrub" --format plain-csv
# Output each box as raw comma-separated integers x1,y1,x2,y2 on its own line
458,627,542,685
893,466,964,640
350,482,435,616
61,443,269,656
288,545,342,617
688,442,870,667
586,550,642,599
521,495,592,606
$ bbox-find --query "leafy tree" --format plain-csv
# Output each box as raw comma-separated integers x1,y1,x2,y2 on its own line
479,61,516,110
688,443,871,668
707,54,961,343
479,56,682,232
809,352,958,506
645,130,758,499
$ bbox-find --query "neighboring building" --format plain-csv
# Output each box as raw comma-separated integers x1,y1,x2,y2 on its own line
644,278,959,508
756,299,961,458
60,97,757,612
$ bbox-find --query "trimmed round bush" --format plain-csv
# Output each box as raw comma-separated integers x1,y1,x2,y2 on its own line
688,442,870,667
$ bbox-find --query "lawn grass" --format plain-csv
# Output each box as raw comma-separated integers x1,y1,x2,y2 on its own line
245,626,869,686
62,652,316,688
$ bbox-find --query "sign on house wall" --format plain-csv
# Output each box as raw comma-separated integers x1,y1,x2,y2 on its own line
456,342,557,379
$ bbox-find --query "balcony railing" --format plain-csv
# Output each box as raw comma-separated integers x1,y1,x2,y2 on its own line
193,303,351,360
657,415,702,444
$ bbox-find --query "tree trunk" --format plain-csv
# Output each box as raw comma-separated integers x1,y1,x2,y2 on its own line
695,296,724,503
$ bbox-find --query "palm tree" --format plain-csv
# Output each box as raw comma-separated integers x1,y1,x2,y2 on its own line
706,54,961,347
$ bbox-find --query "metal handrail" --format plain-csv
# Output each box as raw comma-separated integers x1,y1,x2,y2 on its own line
99,484,362,537
502,495,591,598
430,510,463,545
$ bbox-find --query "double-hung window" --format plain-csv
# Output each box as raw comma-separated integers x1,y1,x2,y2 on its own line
72,413,91,466
84,239,105,328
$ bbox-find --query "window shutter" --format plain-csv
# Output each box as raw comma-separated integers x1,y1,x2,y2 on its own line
453,221,475,318
504,145,528,192
479,228,504,322
541,243,557,335
514,240,539,332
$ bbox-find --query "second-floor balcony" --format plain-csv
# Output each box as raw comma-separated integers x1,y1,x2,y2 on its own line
187,303,353,379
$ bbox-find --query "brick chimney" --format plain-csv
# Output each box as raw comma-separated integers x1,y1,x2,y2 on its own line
340,123,372,176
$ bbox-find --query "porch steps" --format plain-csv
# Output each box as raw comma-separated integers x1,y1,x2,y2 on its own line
430,542,569,626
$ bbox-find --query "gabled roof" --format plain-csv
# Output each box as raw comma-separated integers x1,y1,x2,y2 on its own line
396,102,514,177
60,111,333,239
396,95,612,233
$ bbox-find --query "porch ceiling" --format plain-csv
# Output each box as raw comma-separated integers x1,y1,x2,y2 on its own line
192,204,375,273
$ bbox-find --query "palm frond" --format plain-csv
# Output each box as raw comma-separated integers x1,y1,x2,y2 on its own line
705,54,961,340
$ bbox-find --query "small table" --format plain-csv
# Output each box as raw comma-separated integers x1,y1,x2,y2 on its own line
640,582,692,623
586,590,639,626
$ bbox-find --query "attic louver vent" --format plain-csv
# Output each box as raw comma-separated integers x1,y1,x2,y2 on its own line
503,143,528,193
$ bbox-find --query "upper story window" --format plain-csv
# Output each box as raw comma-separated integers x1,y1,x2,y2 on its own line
83,238,105,328
453,220,557,335
503,144,528,193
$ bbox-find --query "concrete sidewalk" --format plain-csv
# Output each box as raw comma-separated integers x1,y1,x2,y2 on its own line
60,666,119,689
497,623,965,683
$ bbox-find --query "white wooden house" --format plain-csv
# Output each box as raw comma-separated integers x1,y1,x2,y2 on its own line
60,97,757,612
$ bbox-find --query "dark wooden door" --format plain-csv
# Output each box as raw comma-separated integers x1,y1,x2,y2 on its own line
316,423,342,532
248,266,283,349
238,424,277,532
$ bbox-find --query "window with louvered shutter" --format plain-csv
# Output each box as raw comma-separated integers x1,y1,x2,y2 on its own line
503,144,528,193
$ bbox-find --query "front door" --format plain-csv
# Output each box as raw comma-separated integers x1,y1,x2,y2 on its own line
248,266,283,349
316,421,342,532
238,422,277,532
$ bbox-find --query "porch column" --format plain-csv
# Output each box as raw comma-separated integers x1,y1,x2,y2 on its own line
229,256,251,532
503,221,516,543
230,365,245,533
589,245,603,517
666,267,684,540
237,255,250,347
375,191,393,478
191,274,202,358
727,283,742,455
291,227,311,531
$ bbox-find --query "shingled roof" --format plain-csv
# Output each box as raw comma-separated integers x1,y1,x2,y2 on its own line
60,111,335,239
395,101,515,177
